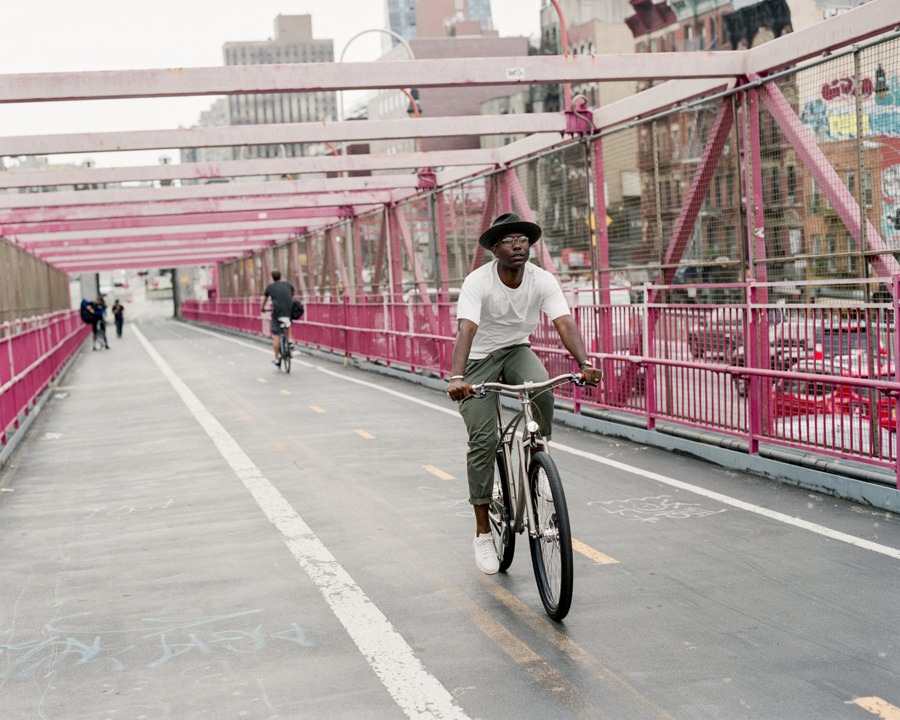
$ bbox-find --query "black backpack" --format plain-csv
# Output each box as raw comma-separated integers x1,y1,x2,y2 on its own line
80,305,94,324
290,299,305,320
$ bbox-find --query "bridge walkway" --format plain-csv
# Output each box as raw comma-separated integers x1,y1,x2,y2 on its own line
1,311,899,719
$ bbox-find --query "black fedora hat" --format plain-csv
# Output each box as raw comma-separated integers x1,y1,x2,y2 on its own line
478,212,542,249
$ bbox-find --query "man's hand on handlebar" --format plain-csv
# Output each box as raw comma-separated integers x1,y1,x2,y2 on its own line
578,365,602,385
447,376,474,402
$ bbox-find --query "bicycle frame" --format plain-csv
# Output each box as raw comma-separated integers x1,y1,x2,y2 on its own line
477,374,584,540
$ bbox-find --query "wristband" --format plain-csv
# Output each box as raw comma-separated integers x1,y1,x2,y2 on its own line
449,375,465,380
579,361,593,369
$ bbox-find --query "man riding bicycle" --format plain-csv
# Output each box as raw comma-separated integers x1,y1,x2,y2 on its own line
260,270,295,368
446,213,602,575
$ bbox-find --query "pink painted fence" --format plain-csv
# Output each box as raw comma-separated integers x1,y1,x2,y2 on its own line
0,310,89,447
183,283,900,488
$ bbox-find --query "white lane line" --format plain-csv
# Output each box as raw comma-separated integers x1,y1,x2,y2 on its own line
132,326,471,720
550,441,900,561
311,368,900,561
177,324,900,561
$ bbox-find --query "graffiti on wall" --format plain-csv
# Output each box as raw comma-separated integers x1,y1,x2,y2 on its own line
802,65,900,140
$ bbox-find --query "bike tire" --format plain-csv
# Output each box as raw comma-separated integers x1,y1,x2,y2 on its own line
489,450,516,572
527,451,573,621
281,336,291,373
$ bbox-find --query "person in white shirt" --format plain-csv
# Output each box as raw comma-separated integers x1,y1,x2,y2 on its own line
446,212,602,575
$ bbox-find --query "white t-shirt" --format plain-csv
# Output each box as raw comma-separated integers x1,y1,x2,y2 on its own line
456,260,571,360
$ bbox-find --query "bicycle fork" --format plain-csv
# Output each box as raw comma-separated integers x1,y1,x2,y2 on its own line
498,393,545,540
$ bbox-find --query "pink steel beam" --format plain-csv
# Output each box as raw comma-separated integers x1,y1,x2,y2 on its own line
648,98,735,303
52,254,250,272
757,79,900,280
393,205,439,334
0,54,749,105
0,176,423,209
15,226,293,250
40,246,269,265
38,242,269,263
744,0,899,75
0,149,500,189
4,2,890,106
0,114,569,157
13,217,329,243
1,191,396,225
3,206,348,236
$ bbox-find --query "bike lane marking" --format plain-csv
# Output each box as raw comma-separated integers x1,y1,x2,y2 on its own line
853,697,900,719
307,365,900,562
133,327,472,720
179,326,900,561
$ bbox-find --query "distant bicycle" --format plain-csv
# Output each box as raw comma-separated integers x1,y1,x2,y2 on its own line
277,318,292,373
92,322,108,351
464,372,595,621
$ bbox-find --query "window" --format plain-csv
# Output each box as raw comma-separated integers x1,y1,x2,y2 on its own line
847,171,856,198
787,166,797,202
863,170,873,207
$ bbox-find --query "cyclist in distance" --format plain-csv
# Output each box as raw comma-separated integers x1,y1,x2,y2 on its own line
260,270,295,368
446,213,602,575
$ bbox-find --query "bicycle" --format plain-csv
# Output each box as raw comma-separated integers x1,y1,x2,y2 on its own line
277,319,292,373
465,372,594,621
92,322,108,351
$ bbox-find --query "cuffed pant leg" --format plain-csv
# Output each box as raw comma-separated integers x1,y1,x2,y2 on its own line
458,352,506,505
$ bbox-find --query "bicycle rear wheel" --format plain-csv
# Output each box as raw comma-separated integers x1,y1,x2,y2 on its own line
528,452,573,621
489,450,516,572
281,335,291,373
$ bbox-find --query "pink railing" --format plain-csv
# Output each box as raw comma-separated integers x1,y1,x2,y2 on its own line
1,310,89,447
183,288,900,487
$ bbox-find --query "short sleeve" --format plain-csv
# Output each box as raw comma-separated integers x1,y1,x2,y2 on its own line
540,274,571,320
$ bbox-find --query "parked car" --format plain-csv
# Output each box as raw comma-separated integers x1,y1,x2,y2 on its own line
732,316,888,396
774,407,896,458
688,307,744,360
769,353,895,423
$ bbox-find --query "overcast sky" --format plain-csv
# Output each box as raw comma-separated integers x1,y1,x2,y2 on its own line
2,0,543,167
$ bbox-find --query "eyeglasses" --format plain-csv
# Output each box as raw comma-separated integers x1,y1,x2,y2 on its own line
495,234,530,248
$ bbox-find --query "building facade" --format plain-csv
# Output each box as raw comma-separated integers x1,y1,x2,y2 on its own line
222,15,338,160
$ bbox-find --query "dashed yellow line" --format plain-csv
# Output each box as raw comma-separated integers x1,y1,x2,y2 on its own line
854,697,900,719
279,389,291,396
423,465,455,480
308,405,325,413
572,538,619,565
355,429,375,440
257,377,268,384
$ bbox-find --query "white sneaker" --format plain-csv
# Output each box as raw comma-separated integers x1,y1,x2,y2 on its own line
473,534,499,575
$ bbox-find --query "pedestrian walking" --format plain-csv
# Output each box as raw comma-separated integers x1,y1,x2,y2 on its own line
112,300,125,338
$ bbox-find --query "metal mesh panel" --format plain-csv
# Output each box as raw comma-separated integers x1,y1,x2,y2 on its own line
399,196,436,294
0,237,70,323
439,179,489,287
772,34,900,300
512,142,592,279
355,209,386,296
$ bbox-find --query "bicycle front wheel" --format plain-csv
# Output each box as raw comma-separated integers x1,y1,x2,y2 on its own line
489,450,516,572
528,452,573,621
281,336,291,373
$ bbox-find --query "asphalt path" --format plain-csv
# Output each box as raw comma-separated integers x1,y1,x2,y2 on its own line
1,309,899,720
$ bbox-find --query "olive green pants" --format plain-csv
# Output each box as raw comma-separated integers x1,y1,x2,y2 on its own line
458,345,553,505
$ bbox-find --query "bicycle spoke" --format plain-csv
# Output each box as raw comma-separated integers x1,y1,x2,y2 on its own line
528,453,573,621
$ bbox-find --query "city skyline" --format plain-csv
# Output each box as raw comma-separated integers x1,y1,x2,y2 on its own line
1,0,542,168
